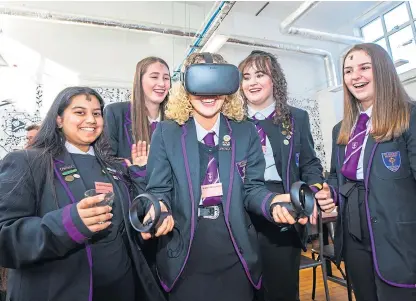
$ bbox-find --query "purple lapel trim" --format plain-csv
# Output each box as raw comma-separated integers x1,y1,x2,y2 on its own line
364,143,416,288
285,117,295,192
124,103,133,149
53,160,94,301
223,118,262,289
336,146,343,208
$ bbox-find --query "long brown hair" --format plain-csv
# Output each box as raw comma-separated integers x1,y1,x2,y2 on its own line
338,43,411,144
238,50,292,132
131,57,170,144
0,268,6,291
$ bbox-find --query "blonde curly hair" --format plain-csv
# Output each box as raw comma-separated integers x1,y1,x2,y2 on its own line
165,53,244,125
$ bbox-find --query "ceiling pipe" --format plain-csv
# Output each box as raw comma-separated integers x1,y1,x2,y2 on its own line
280,1,364,45
0,5,200,39
0,4,338,87
172,1,236,79
227,37,338,87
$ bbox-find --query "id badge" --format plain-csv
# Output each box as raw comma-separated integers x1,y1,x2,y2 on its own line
201,183,223,198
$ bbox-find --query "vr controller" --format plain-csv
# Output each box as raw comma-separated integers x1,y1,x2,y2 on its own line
181,52,241,96
129,193,170,234
270,181,315,220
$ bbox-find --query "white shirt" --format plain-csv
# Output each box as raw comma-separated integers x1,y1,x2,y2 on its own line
194,115,220,146
65,141,95,156
352,105,373,180
194,115,221,205
247,103,282,181
148,113,161,124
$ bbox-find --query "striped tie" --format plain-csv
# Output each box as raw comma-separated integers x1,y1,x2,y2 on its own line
252,111,276,147
341,113,370,180
201,132,221,206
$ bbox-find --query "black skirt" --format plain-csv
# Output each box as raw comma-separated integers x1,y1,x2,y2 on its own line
168,205,254,301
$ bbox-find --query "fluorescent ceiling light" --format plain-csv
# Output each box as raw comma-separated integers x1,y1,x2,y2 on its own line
328,85,343,93
394,59,409,68
201,34,228,53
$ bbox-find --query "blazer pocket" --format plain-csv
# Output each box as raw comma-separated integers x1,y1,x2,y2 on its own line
374,142,411,180
166,227,183,258
397,221,416,274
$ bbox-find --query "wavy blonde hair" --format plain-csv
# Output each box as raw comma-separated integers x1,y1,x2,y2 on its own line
165,52,244,125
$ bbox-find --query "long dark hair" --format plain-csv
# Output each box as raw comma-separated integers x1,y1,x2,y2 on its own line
238,50,292,132
131,56,170,144
338,43,411,144
28,87,119,204
31,86,113,160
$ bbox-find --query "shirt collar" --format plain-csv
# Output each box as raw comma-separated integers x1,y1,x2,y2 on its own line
247,102,275,120
148,112,161,123
358,103,373,117
65,141,95,156
362,105,373,117
194,114,221,144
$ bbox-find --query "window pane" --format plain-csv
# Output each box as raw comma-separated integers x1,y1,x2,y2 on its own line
388,25,416,73
410,1,416,18
375,38,388,53
361,18,384,42
384,3,409,32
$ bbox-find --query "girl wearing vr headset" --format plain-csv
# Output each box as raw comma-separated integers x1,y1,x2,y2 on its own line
239,50,325,301
316,43,416,301
0,87,167,301
140,52,308,301
104,56,171,162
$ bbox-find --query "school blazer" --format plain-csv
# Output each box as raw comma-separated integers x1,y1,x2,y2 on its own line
104,101,134,160
252,106,324,248
144,114,279,293
254,106,324,190
0,149,166,301
327,104,416,288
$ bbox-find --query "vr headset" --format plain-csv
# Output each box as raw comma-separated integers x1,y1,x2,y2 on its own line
180,52,241,96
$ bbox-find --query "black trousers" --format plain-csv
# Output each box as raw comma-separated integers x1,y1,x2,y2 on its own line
342,181,416,301
252,181,301,301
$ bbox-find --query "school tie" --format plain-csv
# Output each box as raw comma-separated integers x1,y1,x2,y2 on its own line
202,132,221,206
252,111,276,147
341,113,370,180
150,121,158,135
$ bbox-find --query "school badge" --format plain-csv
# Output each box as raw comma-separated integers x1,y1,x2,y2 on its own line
236,160,247,182
381,151,401,172
208,172,214,183
219,134,231,151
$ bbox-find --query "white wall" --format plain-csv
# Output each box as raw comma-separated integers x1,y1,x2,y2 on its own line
0,16,192,87
404,81,416,99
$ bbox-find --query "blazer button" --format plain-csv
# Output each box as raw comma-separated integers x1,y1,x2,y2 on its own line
238,247,244,254
371,217,378,223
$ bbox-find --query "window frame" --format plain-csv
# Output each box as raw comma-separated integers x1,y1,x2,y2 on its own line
360,1,416,73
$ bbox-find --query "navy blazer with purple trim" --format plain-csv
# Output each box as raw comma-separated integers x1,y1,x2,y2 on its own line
251,106,324,250
327,104,416,288
144,114,279,293
0,149,166,301
104,101,134,161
